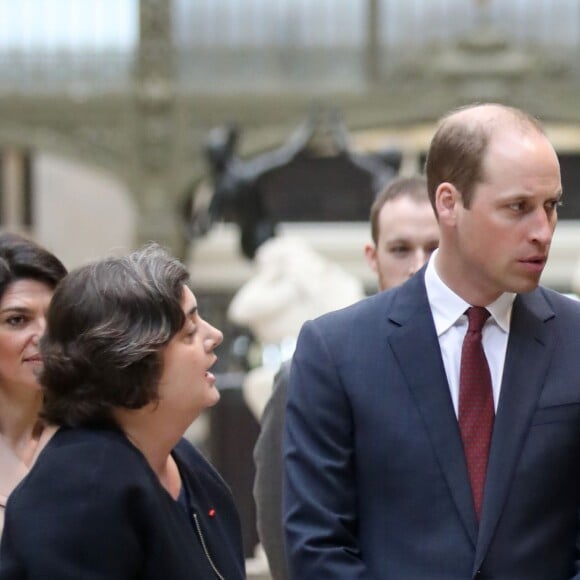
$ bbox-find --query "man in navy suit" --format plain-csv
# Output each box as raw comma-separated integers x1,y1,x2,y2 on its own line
284,103,580,579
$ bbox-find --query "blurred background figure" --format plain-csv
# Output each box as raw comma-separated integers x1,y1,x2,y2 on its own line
0,232,67,537
184,108,402,262
328,108,401,196
186,118,316,260
364,175,440,291
228,235,365,420
0,245,245,579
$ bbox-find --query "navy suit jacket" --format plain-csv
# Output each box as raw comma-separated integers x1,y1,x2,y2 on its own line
284,270,580,579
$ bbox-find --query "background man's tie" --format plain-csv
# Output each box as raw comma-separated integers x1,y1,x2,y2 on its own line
458,306,494,520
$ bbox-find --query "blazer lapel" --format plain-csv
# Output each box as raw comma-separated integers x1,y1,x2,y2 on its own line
387,273,478,545
474,290,556,570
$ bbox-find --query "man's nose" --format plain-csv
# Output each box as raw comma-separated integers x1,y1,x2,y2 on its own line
530,208,555,246
409,249,427,276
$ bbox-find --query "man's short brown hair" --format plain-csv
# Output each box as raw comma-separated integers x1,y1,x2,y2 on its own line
425,103,545,213
369,175,429,244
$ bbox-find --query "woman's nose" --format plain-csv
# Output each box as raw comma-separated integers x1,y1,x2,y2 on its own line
205,324,223,350
30,318,46,344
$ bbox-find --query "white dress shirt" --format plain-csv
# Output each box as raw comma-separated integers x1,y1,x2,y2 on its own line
424,251,515,416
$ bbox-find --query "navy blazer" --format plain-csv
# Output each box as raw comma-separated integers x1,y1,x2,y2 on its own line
284,270,580,579
0,427,246,580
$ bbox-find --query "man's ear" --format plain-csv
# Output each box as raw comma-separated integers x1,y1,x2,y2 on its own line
435,182,461,227
364,243,378,274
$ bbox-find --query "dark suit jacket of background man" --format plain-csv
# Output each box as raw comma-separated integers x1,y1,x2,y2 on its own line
253,362,291,580
284,267,580,579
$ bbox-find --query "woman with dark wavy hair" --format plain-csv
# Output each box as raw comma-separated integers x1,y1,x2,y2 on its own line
0,233,67,537
0,244,245,580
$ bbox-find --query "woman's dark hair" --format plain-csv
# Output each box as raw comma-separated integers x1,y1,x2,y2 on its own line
0,232,67,298
40,243,191,428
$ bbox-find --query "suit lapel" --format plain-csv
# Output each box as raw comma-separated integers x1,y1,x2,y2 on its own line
387,273,478,545
474,290,556,570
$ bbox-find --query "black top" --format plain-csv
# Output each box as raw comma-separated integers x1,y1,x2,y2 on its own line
0,427,246,580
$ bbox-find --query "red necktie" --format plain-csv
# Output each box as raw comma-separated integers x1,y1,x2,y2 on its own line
458,306,494,520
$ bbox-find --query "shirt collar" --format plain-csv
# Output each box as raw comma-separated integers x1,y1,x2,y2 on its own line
425,249,515,337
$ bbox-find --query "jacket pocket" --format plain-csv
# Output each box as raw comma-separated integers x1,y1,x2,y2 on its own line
531,402,580,425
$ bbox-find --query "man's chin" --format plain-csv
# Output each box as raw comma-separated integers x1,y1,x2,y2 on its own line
509,275,542,295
